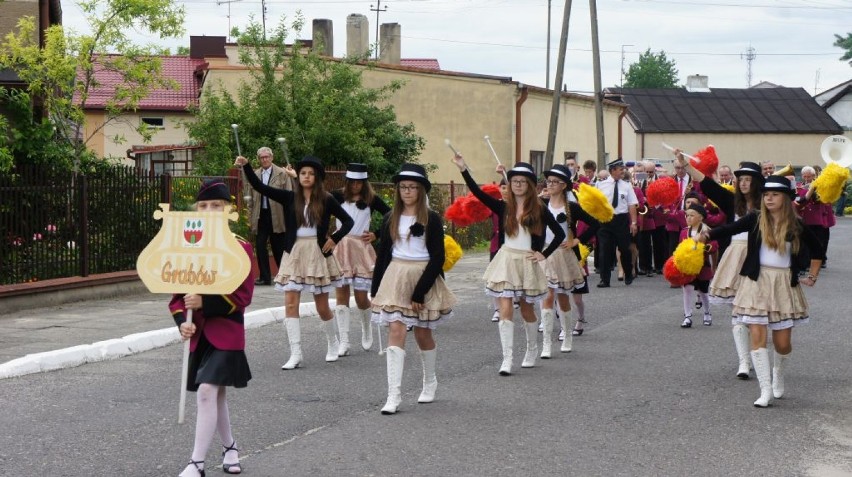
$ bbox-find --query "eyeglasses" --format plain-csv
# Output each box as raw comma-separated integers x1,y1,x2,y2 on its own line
510,180,528,186
545,179,565,186
398,185,421,192
258,155,272,160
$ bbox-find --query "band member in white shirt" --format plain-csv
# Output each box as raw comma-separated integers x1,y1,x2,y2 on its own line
594,158,639,287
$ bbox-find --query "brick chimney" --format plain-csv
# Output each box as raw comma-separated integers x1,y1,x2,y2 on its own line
346,14,369,58
379,23,401,65
312,19,333,56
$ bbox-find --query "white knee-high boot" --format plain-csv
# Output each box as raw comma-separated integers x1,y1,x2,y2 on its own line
732,324,751,379
321,318,340,362
359,308,373,350
540,309,555,359
498,320,513,376
335,305,351,356
559,306,573,352
772,350,790,399
418,348,437,403
281,318,302,370
521,321,538,368
750,348,772,408
381,346,405,414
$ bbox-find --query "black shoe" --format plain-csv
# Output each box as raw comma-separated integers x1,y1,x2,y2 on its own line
222,441,241,474
646,271,655,277
597,281,610,288
821,262,827,269
681,316,693,328
255,278,271,286
624,275,633,285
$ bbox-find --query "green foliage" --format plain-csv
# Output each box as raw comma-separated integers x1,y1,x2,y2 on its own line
622,48,679,89
835,32,852,65
187,14,425,179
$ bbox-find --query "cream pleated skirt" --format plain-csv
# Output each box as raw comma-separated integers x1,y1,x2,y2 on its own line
274,237,343,295
543,246,586,295
371,258,457,330
709,240,747,305
333,235,376,291
483,246,548,303
733,265,809,330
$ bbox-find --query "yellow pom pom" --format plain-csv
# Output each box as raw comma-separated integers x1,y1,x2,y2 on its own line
672,238,705,276
576,183,614,223
578,242,591,267
443,234,463,272
812,162,850,204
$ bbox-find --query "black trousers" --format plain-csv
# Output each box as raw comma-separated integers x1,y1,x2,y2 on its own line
808,224,829,264
652,226,668,272
597,214,632,283
637,229,654,273
256,208,286,282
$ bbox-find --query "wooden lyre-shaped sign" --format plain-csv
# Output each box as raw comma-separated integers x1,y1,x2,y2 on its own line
136,203,251,423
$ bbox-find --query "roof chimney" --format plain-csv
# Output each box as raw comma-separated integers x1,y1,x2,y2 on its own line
379,23,401,65
346,14,369,58
686,74,710,93
312,19,333,56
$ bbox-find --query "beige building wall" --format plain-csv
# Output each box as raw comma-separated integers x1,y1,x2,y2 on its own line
82,111,106,157
83,110,195,163
0,1,39,42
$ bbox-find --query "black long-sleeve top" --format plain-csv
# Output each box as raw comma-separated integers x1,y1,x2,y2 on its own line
542,197,601,260
699,177,736,253
461,169,564,258
242,163,354,256
330,190,391,233
707,211,825,286
371,210,445,303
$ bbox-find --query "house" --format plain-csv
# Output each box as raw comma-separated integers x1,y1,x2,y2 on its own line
606,75,843,170
814,79,852,138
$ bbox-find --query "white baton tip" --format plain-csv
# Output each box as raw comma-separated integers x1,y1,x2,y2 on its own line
231,124,239,129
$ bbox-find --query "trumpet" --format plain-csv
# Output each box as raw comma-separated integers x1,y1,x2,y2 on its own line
773,163,794,177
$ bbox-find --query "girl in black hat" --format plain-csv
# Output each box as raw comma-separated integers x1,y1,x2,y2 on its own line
330,163,391,355
538,164,600,358
173,180,253,477
235,155,354,369
370,163,457,414
675,151,764,379
452,153,565,376
698,175,824,408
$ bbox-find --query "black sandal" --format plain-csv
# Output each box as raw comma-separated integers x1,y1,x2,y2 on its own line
572,319,587,336
222,441,241,474
182,460,205,477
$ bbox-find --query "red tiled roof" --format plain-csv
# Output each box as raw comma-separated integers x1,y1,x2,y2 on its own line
400,58,440,70
75,55,206,111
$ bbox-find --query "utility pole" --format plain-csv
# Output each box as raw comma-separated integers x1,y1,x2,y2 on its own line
741,44,756,87
370,1,388,60
590,0,606,171
217,0,243,42
546,0,552,89
261,0,267,41
544,0,573,171
620,44,633,88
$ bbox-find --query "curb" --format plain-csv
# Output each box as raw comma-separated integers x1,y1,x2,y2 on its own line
0,299,352,380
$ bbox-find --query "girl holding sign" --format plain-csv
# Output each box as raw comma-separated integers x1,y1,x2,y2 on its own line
171,180,254,477
236,155,354,368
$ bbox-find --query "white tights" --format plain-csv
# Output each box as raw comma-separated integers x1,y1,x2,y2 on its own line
188,384,238,469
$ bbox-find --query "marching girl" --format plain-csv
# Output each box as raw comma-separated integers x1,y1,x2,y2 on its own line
678,202,717,328
538,164,600,358
370,164,457,415
171,180,253,477
330,163,390,355
676,152,763,379
452,154,565,375
235,155,354,368
699,176,824,407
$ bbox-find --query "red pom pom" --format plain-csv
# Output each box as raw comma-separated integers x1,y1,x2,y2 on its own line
444,187,501,228
480,183,503,200
444,197,475,227
462,195,493,224
646,176,680,207
663,256,696,286
691,145,719,177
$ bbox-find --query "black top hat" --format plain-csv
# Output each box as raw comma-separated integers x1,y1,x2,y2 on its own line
295,156,325,180
734,161,763,181
392,163,431,192
345,163,369,180
761,175,796,198
544,164,573,183
506,162,537,182
607,158,625,170
196,179,232,202
686,202,706,217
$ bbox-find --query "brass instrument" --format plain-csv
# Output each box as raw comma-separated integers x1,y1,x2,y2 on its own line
773,163,794,177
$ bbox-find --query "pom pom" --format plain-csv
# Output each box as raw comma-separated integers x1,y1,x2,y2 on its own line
663,256,696,286
409,223,425,237
578,242,591,267
443,184,503,227
646,176,680,207
811,162,850,204
462,196,493,224
690,145,719,177
443,234,463,272
672,238,705,276
444,198,474,227
480,183,504,200
576,183,614,223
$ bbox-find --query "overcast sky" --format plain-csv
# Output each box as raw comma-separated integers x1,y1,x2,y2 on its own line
61,0,852,95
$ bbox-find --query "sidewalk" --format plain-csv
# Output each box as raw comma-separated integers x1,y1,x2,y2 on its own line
0,252,491,378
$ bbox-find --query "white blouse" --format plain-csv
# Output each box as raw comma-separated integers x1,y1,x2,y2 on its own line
296,205,318,237
392,215,429,260
337,201,372,236
760,242,791,268
545,204,569,245
504,224,532,250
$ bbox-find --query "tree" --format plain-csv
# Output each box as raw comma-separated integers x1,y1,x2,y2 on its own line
622,48,679,89
0,0,185,171
834,33,852,66
187,14,425,179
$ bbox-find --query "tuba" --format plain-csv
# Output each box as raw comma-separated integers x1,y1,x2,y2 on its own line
820,135,852,168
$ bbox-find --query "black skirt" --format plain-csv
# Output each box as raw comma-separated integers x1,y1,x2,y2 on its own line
187,333,252,392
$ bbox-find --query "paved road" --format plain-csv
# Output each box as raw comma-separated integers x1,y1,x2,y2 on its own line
2,221,852,476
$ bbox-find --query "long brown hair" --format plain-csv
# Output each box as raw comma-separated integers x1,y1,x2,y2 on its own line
293,167,327,228
389,183,430,242
505,176,543,237
343,179,375,205
758,193,801,254
734,175,762,217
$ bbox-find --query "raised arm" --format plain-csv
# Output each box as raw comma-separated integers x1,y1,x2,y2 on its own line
451,153,504,214
238,159,293,205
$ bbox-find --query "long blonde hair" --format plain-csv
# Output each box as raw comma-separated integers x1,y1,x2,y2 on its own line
389,183,430,242
505,176,543,237
758,194,801,254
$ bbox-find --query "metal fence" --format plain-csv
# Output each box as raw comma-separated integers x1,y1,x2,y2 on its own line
0,165,492,286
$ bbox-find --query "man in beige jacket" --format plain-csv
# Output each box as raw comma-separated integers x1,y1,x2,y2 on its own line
244,146,295,285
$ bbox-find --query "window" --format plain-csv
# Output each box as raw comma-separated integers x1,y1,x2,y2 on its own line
141,117,165,129
529,150,544,176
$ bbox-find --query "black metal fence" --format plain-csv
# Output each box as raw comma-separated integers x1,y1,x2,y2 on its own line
0,165,491,286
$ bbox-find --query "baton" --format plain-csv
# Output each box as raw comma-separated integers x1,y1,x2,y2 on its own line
231,124,242,157
178,309,193,424
276,137,291,167
484,135,509,183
